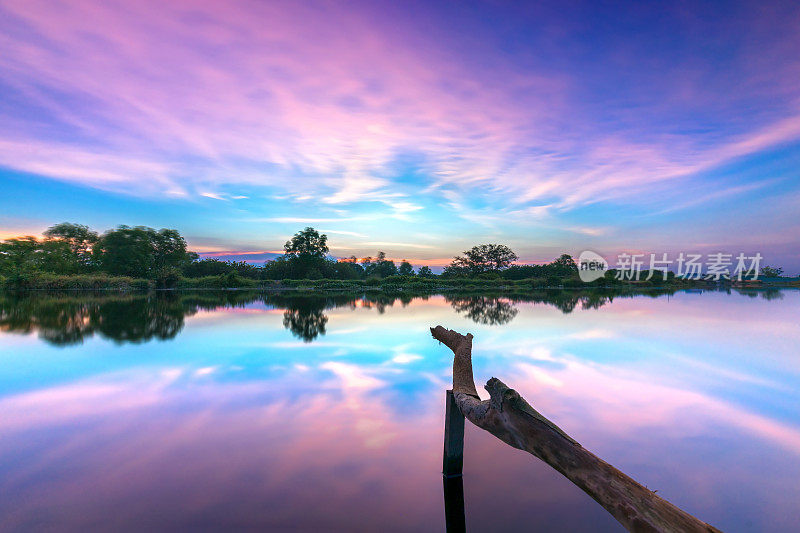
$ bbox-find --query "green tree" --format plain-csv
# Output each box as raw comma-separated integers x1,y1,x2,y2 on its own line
417,265,434,278
441,263,470,278
364,251,398,278
43,222,98,270
38,240,80,274
153,229,194,271
93,225,195,278
93,226,155,278
449,244,518,275
546,254,578,277
334,257,364,279
398,260,414,276
0,237,39,275
500,264,542,280
284,227,328,258
277,227,332,279
183,258,234,277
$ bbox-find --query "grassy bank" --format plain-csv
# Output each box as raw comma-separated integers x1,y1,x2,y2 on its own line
1,271,710,292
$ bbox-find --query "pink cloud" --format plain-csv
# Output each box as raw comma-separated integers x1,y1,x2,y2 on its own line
0,0,796,216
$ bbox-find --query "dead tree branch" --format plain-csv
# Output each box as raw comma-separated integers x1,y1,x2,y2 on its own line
430,325,721,533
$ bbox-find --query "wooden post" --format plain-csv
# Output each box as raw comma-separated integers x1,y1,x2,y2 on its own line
443,389,465,478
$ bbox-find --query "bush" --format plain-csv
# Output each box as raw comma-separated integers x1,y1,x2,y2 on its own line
177,273,258,289
546,275,561,287
156,267,182,289
1,272,153,291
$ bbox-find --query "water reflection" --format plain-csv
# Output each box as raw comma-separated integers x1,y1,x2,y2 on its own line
446,296,519,325
0,288,799,531
281,301,329,342
442,476,466,532
0,293,188,345
0,288,689,346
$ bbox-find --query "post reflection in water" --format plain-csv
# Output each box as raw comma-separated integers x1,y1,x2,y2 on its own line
443,476,466,533
0,288,799,531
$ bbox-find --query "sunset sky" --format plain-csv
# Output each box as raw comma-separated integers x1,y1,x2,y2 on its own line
1,1,799,270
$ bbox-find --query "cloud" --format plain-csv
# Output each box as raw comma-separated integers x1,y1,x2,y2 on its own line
320,361,386,390
363,241,435,249
319,229,367,238
390,353,423,364
200,192,227,201
0,0,798,221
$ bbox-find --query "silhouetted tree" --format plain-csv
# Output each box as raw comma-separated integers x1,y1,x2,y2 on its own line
449,244,517,275
398,260,414,276
548,253,578,277
364,251,398,278
183,258,234,277
272,227,333,279
284,227,328,258
417,265,434,278
334,256,364,279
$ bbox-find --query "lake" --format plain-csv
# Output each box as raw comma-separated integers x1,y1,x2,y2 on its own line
0,289,798,531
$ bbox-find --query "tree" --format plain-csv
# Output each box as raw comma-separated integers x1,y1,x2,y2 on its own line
334,257,364,279
364,251,398,278
441,264,470,278
449,244,518,275
501,264,542,280
276,227,332,279
43,222,98,270
93,226,156,278
546,254,578,277
0,237,39,275
93,225,195,278
0,237,80,276
152,229,194,271
38,240,80,274
284,227,328,258
398,260,414,276
183,258,234,277
417,265,434,278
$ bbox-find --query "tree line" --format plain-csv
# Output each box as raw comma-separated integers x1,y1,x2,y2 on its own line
0,223,196,284
0,223,582,284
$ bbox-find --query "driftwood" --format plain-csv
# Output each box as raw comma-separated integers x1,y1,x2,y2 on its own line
430,325,721,533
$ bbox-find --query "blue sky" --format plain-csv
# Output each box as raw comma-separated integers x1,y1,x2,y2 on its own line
1,0,799,270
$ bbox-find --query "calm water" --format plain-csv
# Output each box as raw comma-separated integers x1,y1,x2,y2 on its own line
0,289,798,532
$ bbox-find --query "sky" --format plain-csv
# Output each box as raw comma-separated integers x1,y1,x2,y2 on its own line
1,0,799,270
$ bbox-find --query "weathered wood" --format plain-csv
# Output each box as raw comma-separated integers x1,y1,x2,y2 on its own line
430,325,721,533
443,389,465,478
